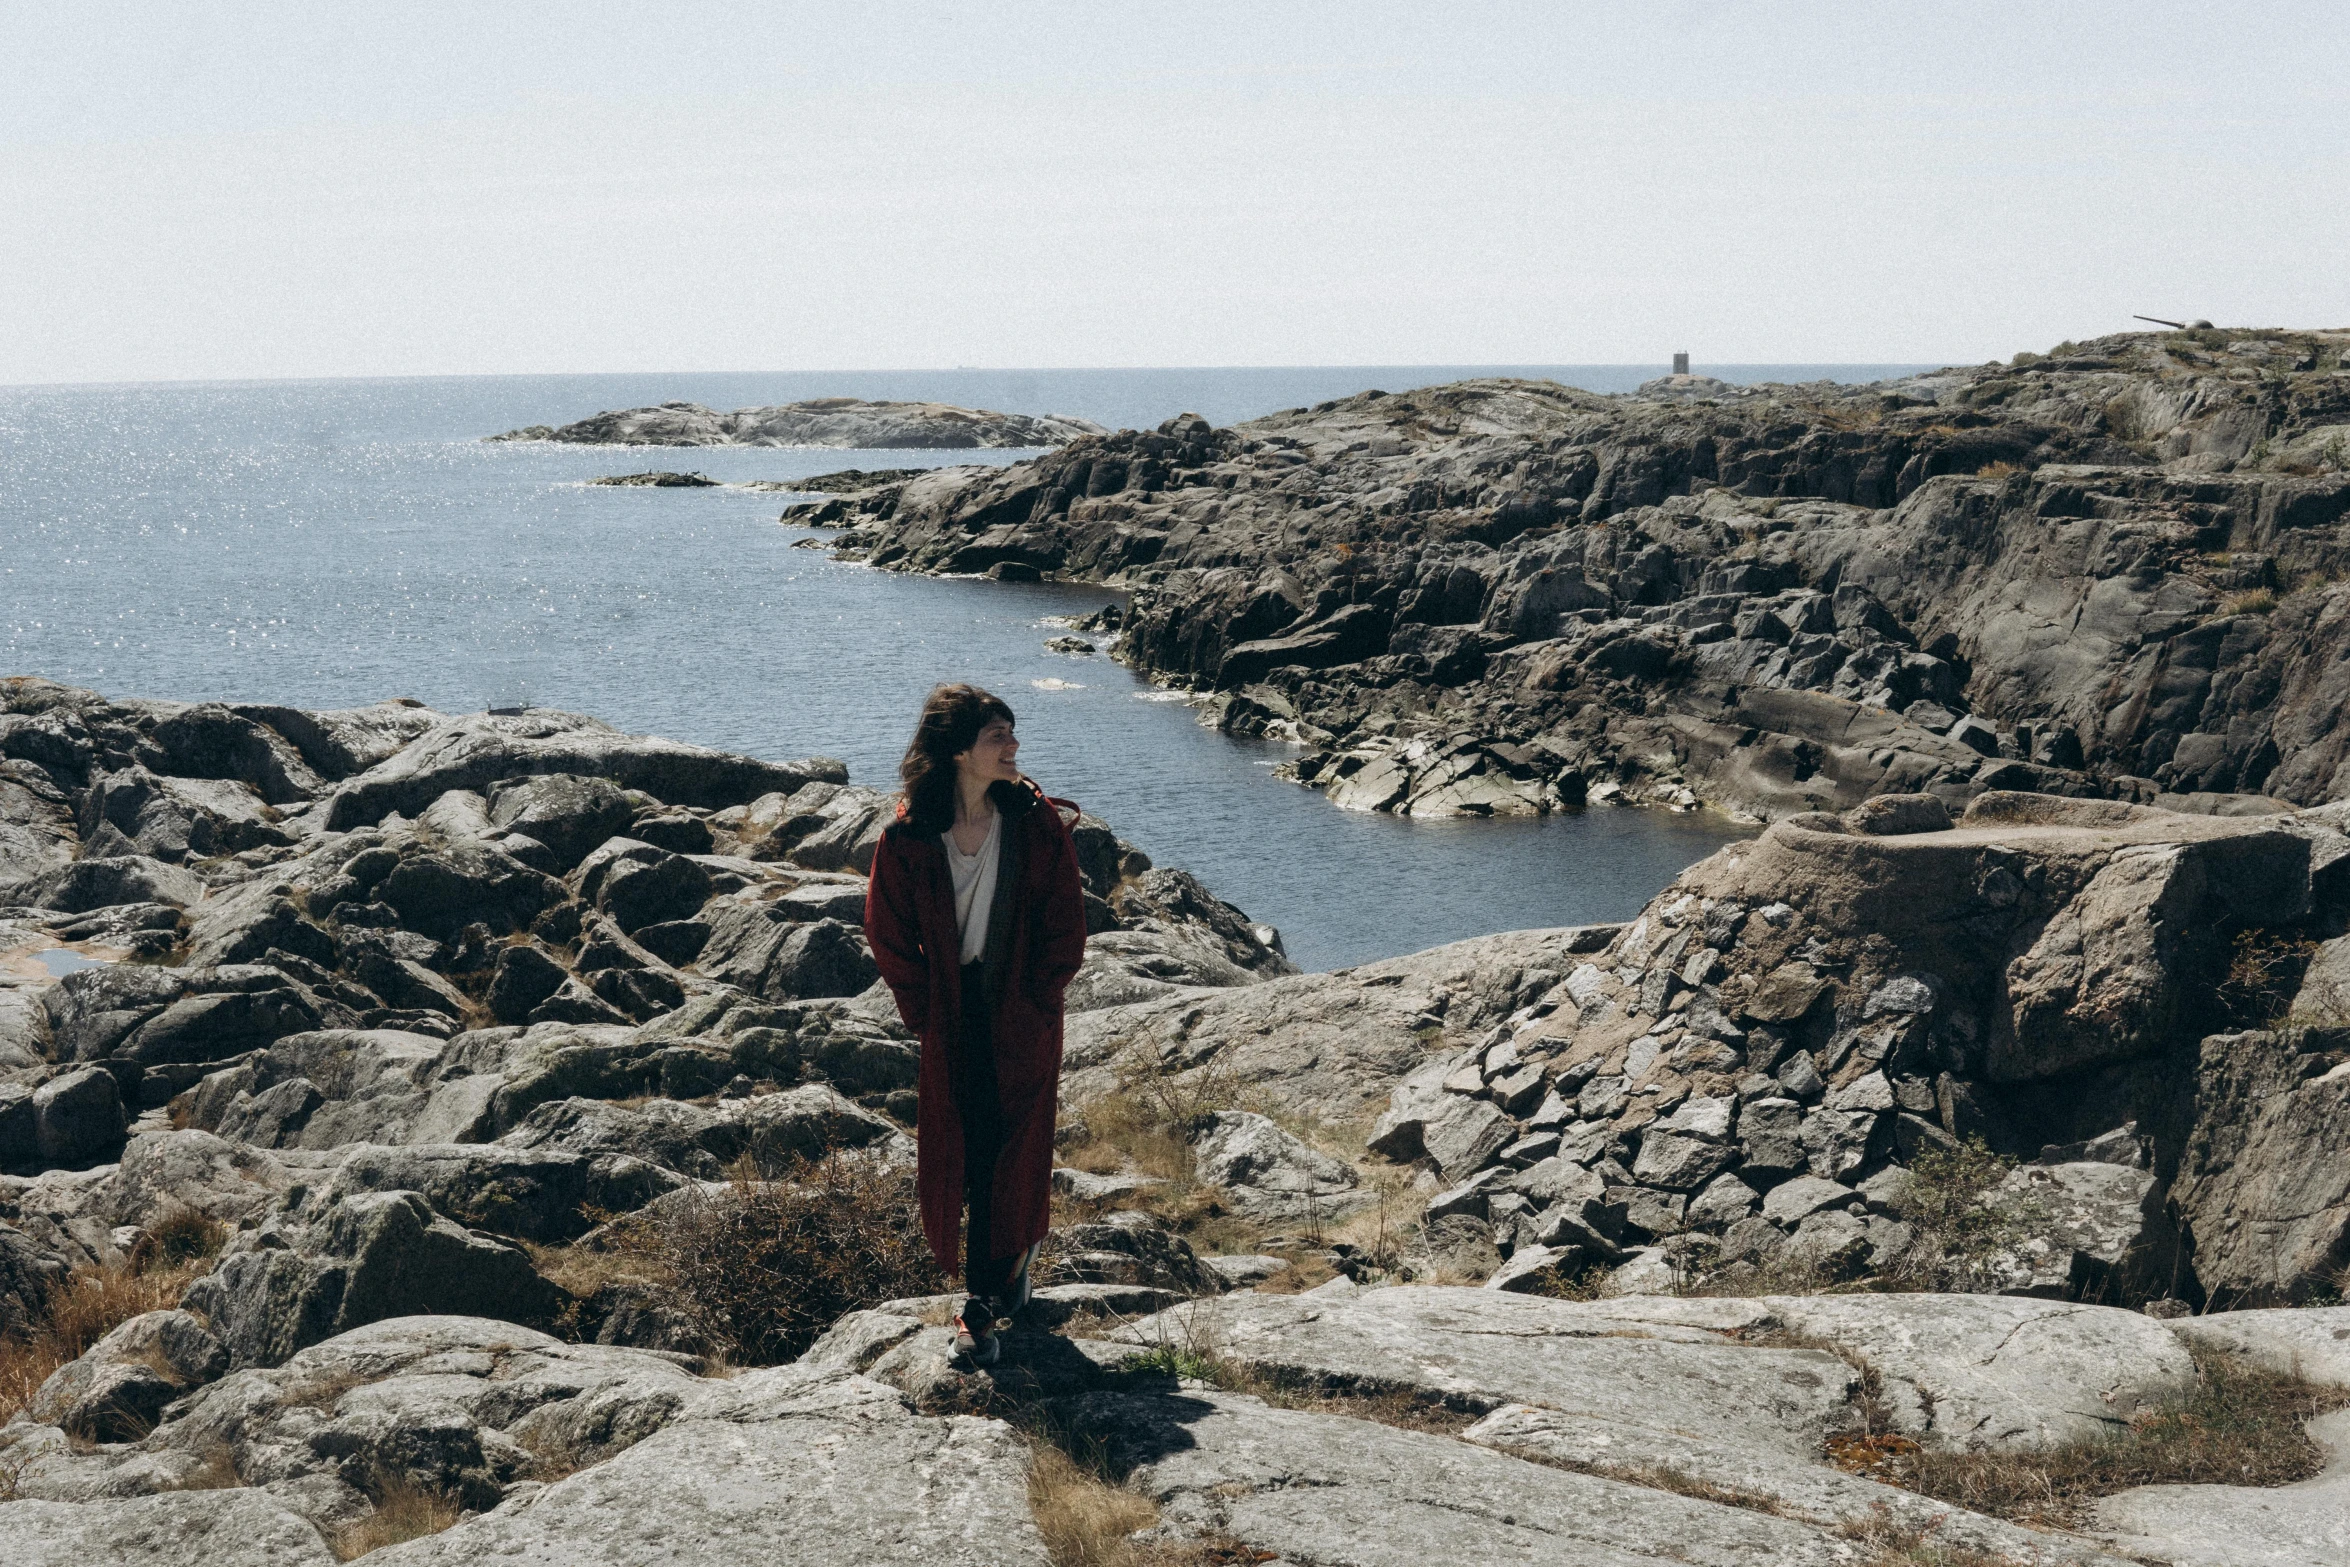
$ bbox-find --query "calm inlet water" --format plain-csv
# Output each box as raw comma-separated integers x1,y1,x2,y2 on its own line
0,366,1927,970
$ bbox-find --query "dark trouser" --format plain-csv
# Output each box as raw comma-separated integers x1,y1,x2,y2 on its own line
958,961,1014,1303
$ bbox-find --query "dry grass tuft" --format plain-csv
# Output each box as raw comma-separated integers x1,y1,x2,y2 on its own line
1023,1421,1276,1567
1027,1437,1161,1567
126,1206,228,1275
329,1476,464,1561
2223,588,2279,617
1836,1503,2032,1567
589,1149,945,1366
1866,1346,2350,1530
2222,928,2321,1029
0,1247,211,1426
171,1443,244,1491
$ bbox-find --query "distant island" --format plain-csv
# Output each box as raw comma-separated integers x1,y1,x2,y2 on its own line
490,396,1105,449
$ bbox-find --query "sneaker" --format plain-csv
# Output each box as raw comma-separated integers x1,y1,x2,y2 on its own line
952,1298,1000,1368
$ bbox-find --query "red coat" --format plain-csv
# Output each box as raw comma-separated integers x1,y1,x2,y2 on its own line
863,779,1087,1276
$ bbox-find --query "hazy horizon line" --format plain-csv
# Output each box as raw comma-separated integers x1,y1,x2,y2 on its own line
1,358,1961,396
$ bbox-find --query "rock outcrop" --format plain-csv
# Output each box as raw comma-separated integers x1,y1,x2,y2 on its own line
491,398,1105,449
805,329,2350,823
11,665,2350,1558
0,679,1288,1376
1071,787,2350,1308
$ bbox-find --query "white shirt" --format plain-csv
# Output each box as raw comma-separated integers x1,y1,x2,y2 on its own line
942,812,1001,965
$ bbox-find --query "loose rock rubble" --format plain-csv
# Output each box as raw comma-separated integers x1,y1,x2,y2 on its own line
1321,789,2350,1307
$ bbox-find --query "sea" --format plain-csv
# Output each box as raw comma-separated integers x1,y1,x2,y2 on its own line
0,363,1934,972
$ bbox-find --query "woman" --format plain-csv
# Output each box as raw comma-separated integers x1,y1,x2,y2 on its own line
864,684,1087,1366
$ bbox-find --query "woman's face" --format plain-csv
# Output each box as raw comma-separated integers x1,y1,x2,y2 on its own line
954,717,1020,787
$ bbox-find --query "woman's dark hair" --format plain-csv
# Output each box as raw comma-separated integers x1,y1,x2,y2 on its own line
898,683,1016,834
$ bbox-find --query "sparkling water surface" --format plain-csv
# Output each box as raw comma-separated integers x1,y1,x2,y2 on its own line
0,366,1925,970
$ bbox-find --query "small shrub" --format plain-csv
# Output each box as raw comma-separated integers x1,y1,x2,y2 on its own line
600,1150,945,1366
1117,1343,1221,1382
2220,927,2320,1028
1885,1137,2041,1293
1972,461,2023,480
127,1206,227,1274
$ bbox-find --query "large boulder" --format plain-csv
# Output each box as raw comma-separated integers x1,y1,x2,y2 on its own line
374,841,564,940
594,851,714,935
26,855,205,913
497,1085,893,1185
29,1066,126,1169
181,1189,567,1368
0,1315,705,1537
1109,1287,1854,1454
25,1309,227,1442
318,708,835,831
41,964,330,1105
1064,928,1583,1119
334,1363,1050,1566
78,766,291,863
179,880,336,969
1188,1110,1366,1221
321,1141,682,1244
2170,1025,2350,1305
694,902,878,1000
484,772,638,870
182,1029,451,1150
140,701,327,803
1980,1159,2179,1301
0,1491,335,1567
1050,1385,1853,1567
105,1129,311,1228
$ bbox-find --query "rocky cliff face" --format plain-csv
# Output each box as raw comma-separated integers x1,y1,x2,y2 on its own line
804,329,2350,821
491,397,1106,448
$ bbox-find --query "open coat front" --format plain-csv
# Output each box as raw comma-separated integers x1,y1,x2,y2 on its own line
863,779,1087,1276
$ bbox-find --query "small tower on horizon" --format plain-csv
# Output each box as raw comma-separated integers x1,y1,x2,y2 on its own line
1672,352,1690,376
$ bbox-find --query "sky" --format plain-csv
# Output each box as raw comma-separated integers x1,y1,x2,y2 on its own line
2,2,2345,384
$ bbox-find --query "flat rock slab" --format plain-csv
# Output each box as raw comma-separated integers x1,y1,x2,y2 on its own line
1106,1286,1855,1455
1463,1404,2130,1566
1525,1292,2200,1450
2093,1409,2350,1566
0,1489,336,1566
1053,1387,1853,1566
2170,1307,2350,1389
372,1366,1049,1566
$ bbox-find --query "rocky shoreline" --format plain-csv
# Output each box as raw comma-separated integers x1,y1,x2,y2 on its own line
4,678,2350,1564
794,328,2350,825
493,396,1105,449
